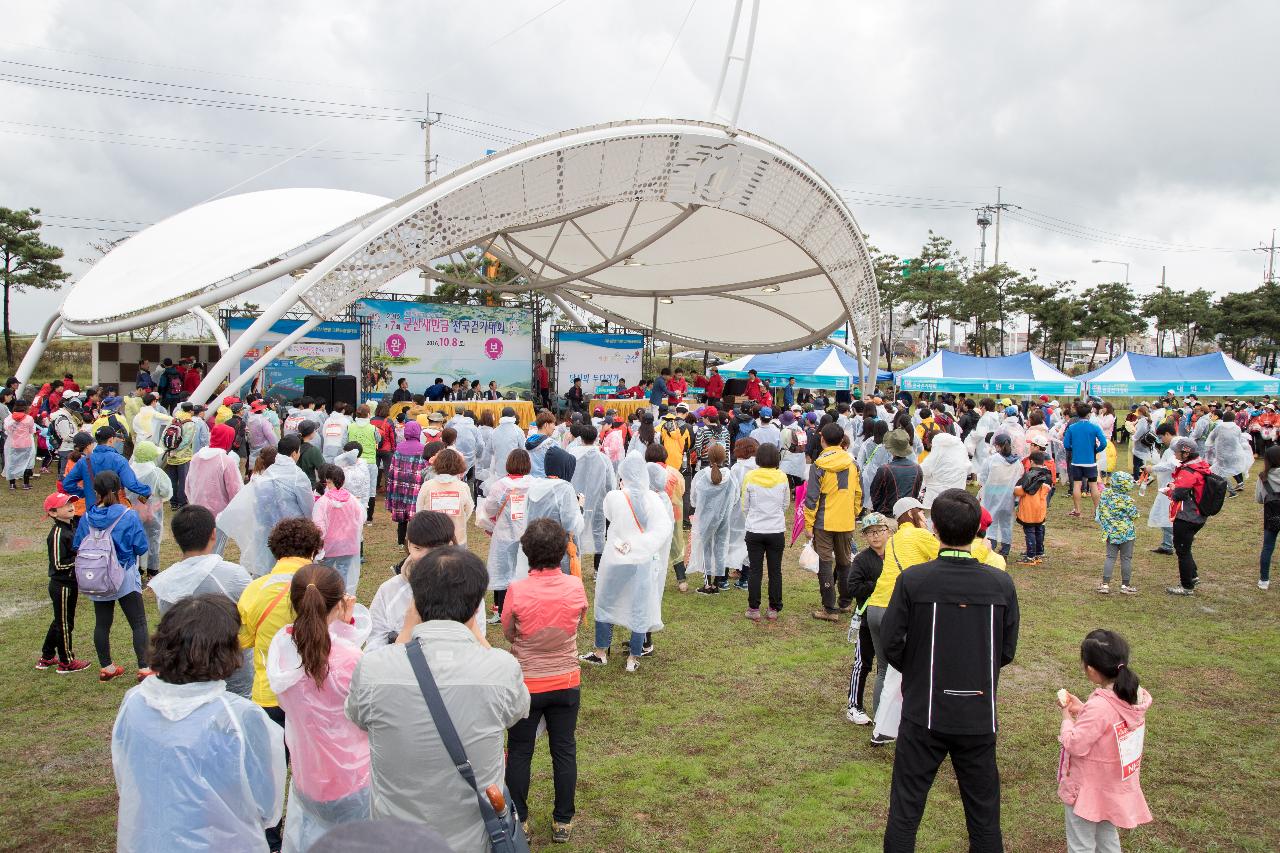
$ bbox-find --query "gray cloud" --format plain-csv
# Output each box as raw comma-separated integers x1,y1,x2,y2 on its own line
2,0,1276,336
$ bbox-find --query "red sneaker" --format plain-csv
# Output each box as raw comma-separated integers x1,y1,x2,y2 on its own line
99,664,125,682
136,668,156,682
57,659,91,674
36,656,58,670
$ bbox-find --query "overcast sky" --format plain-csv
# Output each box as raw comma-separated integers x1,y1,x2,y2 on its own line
4,0,1277,334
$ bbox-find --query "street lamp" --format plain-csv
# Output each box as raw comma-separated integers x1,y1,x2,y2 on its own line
1091,258,1130,284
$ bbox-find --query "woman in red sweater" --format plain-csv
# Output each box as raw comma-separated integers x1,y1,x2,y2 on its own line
501,517,588,843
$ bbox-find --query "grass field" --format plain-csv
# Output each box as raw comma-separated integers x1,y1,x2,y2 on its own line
0,445,1277,852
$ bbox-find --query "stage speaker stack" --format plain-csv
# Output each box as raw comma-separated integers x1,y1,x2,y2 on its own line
302,374,358,409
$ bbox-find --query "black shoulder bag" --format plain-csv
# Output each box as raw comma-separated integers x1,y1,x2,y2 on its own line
405,640,530,853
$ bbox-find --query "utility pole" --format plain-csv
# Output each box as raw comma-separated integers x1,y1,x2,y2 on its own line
1257,228,1278,285
988,187,1016,268
975,208,992,272
420,94,441,185
993,186,1002,266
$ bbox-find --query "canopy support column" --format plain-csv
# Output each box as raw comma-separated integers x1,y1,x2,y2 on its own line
15,312,63,393
190,306,229,354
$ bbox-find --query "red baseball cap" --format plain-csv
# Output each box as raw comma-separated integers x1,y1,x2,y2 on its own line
978,506,993,532
702,406,718,418
43,492,74,513
250,400,267,412
222,395,241,406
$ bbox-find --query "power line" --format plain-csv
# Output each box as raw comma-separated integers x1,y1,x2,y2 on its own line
1000,210,1252,254
0,41,560,133
1012,204,1250,252
639,0,699,111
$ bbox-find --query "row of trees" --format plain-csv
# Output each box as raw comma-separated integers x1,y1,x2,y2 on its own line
870,231,1280,373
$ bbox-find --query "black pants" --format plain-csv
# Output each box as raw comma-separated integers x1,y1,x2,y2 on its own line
745,530,784,611
885,719,1003,853
263,705,288,851
1131,451,1145,480
396,519,408,547
505,687,580,824
846,617,875,712
93,591,149,668
42,577,78,664
1173,517,1204,590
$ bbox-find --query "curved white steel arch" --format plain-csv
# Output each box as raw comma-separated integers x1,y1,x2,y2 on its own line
190,119,879,405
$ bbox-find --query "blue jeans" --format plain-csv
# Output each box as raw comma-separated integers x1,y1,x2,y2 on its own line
1160,526,1174,550
1021,522,1045,557
1261,527,1277,583
322,554,362,594
594,620,644,657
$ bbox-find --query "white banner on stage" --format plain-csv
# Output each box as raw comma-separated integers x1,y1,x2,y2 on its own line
556,332,644,397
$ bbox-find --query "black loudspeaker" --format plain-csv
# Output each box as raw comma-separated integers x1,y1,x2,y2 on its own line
722,378,748,398
301,374,358,409
331,375,358,410
303,375,334,405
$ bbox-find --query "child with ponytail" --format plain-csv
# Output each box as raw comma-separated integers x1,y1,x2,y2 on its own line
689,442,735,596
1057,629,1153,852
265,563,370,851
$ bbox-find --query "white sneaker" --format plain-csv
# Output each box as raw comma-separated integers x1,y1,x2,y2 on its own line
1259,580,1270,591
845,706,871,725
486,611,501,625
624,657,640,673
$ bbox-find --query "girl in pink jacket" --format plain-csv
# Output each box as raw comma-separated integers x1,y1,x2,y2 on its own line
313,464,364,594
1058,629,1153,852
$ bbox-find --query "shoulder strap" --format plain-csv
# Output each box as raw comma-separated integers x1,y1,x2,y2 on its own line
405,640,517,850
255,579,292,632
623,494,646,532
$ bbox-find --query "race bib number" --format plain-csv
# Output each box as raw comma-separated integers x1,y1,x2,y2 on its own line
509,493,526,522
430,490,462,516
1114,720,1145,780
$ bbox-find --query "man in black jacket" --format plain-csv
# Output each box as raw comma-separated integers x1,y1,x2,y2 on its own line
880,488,1019,853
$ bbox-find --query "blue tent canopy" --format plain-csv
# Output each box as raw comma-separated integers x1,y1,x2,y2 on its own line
896,350,1083,396
718,346,891,390
1079,352,1280,397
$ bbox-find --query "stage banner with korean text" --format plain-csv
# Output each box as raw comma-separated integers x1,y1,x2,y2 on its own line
356,299,533,398
555,332,644,398
227,317,361,400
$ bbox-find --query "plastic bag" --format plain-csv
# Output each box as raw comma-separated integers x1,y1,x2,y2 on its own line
798,541,819,573
873,666,903,740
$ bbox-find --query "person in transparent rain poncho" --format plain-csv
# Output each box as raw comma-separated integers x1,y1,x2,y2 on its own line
567,424,615,574
967,399,1003,472
919,432,971,511
335,445,371,513
477,448,534,622
688,443,736,595
127,440,174,581
511,449,585,580
1206,419,1253,494
218,435,316,577
723,437,760,589
859,420,891,497
266,564,372,853
580,455,674,674
979,433,1021,557
482,407,526,496
111,595,285,853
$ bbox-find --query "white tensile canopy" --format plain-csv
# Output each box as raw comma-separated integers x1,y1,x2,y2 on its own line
16,187,393,384
20,119,880,403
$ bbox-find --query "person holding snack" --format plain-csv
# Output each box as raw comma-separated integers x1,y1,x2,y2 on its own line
1057,629,1153,852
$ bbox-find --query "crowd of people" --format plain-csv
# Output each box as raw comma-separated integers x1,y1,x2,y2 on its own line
18,360,1277,852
